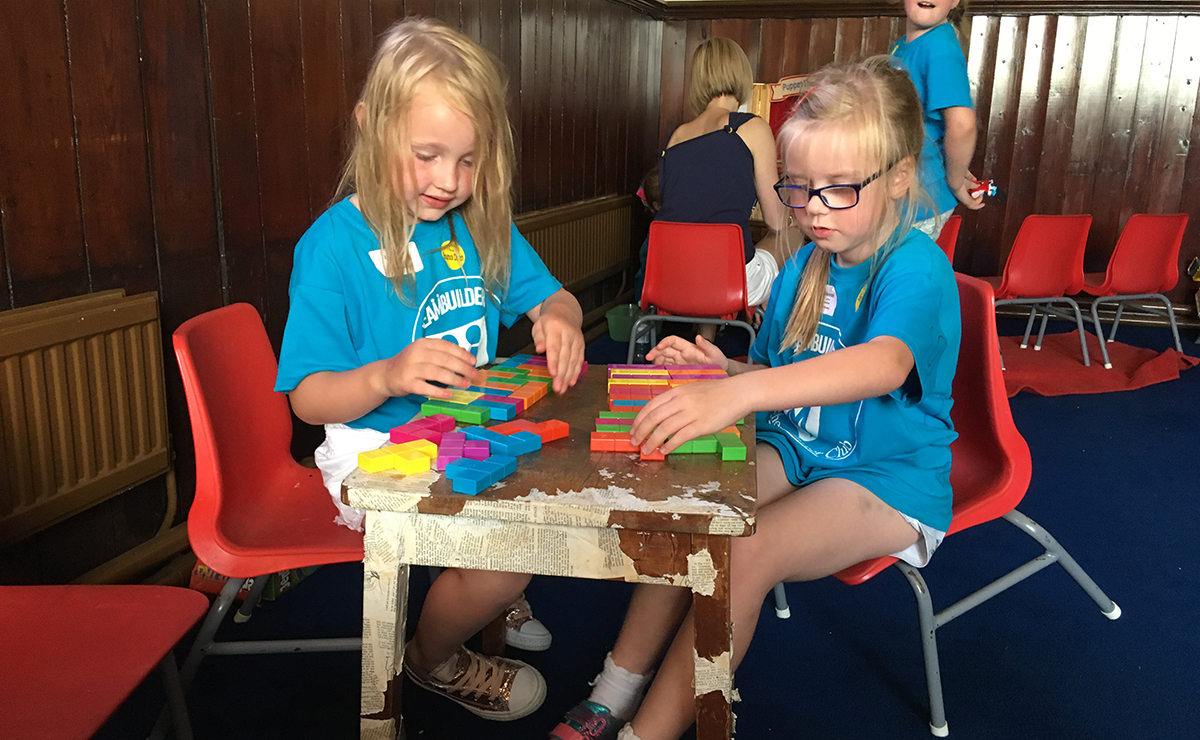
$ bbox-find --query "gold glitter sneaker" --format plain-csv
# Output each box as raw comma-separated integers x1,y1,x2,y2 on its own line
404,646,546,721
505,594,553,651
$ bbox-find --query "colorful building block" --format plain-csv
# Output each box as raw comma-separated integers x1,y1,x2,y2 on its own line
358,448,396,472
715,433,747,461
535,419,569,442
471,398,516,421
394,449,432,474
488,420,541,436
639,448,666,461
507,431,543,456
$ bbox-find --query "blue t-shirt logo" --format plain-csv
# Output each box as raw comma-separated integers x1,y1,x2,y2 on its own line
415,275,490,365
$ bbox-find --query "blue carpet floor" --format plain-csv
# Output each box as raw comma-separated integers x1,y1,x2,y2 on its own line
102,321,1200,739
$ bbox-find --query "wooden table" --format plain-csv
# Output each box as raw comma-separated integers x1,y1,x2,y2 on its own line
345,366,757,740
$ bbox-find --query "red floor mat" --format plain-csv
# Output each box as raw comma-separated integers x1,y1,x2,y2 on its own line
1000,332,1198,397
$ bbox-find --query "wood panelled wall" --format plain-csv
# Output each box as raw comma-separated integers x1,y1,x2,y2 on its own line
657,9,1200,306
0,0,660,564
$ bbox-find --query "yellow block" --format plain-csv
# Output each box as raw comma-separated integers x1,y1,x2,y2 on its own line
358,448,397,472
394,449,431,474
406,440,438,459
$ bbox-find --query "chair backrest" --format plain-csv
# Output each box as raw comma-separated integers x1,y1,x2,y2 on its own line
936,214,962,263
946,274,1033,533
1104,213,1189,294
996,214,1092,298
640,221,750,318
173,303,333,573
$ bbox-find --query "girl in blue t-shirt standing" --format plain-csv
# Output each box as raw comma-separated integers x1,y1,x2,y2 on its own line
892,0,985,239
275,18,584,723
550,58,959,740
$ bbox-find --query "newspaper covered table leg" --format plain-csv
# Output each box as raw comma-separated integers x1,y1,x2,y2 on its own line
689,533,733,740
361,511,409,740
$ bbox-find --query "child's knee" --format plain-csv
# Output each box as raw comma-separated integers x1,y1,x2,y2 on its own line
455,568,531,600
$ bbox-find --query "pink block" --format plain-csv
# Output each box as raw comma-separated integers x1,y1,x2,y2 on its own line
481,394,524,415
423,413,456,433
408,428,443,445
434,453,462,471
389,429,421,444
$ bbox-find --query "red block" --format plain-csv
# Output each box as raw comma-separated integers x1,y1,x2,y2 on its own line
639,448,666,461
489,419,541,436
536,419,570,442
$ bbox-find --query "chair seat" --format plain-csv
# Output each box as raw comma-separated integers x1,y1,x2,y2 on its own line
195,464,364,578
1081,272,1109,295
0,585,209,740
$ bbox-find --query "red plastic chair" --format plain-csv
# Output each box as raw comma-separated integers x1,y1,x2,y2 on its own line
771,275,1120,736
1082,213,1188,368
628,221,755,363
987,214,1093,367
170,303,364,695
0,585,209,740
935,214,961,263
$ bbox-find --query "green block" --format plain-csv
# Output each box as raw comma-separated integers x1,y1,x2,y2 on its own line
523,375,553,386
736,418,745,425
669,440,695,454
596,424,627,433
458,404,491,425
716,433,746,461
488,377,525,388
599,411,639,419
691,435,718,454
503,366,530,375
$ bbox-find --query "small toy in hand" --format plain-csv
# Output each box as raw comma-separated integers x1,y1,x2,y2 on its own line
969,178,1006,202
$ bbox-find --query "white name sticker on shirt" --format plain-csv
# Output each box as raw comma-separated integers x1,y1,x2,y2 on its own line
823,284,837,316
368,241,423,278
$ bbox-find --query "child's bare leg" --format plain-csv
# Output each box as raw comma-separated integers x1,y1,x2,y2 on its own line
610,583,693,674
406,567,531,671
627,456,920,740
697,324,718,343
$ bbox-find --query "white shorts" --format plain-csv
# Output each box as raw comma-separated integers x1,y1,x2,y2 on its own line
890,513,946,568
313,423,390,532
745,248,780,307
913,210,956,241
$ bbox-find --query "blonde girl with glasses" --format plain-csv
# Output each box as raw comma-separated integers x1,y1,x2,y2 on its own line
550,57,959,740
275,18,585,722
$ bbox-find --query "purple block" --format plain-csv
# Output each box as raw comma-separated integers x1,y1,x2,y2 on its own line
441,432,466,445
481,394,524,415
434,452,462,470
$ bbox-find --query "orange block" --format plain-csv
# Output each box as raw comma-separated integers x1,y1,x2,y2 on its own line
718,426,740,437
489,419,541,436
639,448,666,461
536,419,570,442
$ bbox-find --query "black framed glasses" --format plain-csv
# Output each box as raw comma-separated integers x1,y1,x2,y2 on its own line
774,169,885,210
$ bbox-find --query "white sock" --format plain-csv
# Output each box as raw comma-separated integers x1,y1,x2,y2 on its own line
587,652,652,721
617,724,643,740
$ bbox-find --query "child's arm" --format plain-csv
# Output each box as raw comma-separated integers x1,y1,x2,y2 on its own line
646,335,760,376
630,335,913,454
287,339,478,425
942,106,984,210
742,116,788,232
527,288,585,393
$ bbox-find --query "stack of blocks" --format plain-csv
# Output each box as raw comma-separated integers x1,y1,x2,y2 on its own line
357,358,575,495
417,354,587,423
591,364,748,462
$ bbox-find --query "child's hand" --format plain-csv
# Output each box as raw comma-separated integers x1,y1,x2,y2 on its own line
953,173,986,210
532,311,585,394
629,379,746,455
379,338,477,400
646,335,728,371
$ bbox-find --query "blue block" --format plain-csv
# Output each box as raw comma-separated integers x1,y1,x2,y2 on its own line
489,454,518,478
448,467,489,495
444,458,477,478
507,431,543,456
612,399,648,407
469,457,507,486
469,385,510,396
462,426,518,456
471,398,515,421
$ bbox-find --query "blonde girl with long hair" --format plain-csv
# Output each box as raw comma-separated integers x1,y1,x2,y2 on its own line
550,57,960,740
275,18,584,721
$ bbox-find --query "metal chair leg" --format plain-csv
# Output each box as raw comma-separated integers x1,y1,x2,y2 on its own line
772,582,790,619
1064,296,1091,366
1002,510,1121,619
155,652,193,740
1020,306,1038,348
234,574,270,624
896,564,948,737
1154,293,1184,352
1090,298,1113,369
1109,302,1125,341
1034,311,1049,351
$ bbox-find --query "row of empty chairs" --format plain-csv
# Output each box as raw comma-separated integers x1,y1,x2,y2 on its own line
938,213,1188,368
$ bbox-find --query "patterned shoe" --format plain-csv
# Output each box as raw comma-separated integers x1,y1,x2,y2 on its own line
404,646,546,721
549,700,623,740
505,593,553,651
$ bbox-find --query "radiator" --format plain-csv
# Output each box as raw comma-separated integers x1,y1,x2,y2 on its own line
515,195,634,290
0,290,171,547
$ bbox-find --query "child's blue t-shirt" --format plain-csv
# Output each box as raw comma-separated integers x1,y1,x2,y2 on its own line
891,22,973,221
274,198,561,432
749,227,960,530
